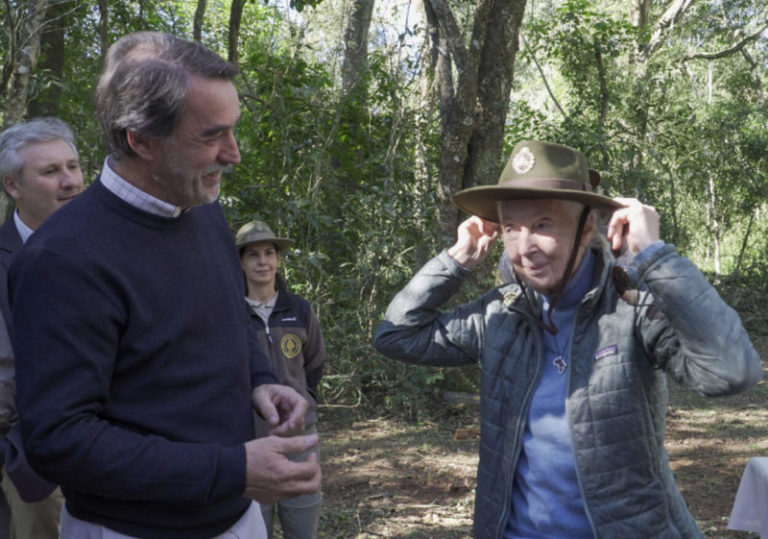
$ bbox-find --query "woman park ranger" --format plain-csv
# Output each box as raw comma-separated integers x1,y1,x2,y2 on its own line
236,220,326,539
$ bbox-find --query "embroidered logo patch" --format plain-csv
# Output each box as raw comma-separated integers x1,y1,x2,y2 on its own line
281,333,301,359
594,345,618,361
512,146,535,174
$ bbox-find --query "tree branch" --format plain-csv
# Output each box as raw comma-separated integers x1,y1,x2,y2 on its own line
684,22,768,61
423,0,469,75
647,0,695,57
521,33,567,120
468,0,492,68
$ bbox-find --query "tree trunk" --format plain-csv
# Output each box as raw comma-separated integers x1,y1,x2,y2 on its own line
707,170,721,274
422,0,464,243
228,0,245,66
1,2,12,99
98,0,109,62
2,0,50,129
194,0,207,43
631,0,651,29
734,209,755,276
423,0,527,242
464,0,527,191
27,0,68,118
340,0,375,99
414,6,435,205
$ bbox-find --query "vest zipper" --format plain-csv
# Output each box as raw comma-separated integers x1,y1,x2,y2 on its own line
565,299,598,538
495,320,544,538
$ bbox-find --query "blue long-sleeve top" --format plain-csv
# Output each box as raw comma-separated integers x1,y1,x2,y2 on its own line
9,179,277,538
506,249,596,537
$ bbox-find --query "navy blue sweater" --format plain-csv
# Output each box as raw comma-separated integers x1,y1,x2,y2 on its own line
9,179,277,538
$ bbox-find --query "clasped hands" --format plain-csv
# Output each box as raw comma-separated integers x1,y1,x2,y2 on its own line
244,383,321,504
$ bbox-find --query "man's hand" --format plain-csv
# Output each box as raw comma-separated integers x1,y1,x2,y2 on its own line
244,435,321,504
606,197,660,255
252,384,307,436
447,216,500,270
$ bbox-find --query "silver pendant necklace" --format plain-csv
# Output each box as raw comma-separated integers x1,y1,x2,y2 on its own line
553,355,568,374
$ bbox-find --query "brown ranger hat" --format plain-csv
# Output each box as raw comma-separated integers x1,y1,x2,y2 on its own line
235,220,294,251
452,140,624,222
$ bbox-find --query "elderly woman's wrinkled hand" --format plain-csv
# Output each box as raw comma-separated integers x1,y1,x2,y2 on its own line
447,216,500,270
606,197,660,255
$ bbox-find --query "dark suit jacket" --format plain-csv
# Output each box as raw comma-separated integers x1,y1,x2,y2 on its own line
0,214,56,502
0,215,22,329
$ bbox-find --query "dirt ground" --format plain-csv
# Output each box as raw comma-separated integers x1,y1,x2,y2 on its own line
313,335,768,539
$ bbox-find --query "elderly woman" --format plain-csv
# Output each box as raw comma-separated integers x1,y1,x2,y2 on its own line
374,140,762,538
236,220,326,539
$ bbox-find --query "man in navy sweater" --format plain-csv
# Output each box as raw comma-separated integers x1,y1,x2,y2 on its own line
8,32,320,538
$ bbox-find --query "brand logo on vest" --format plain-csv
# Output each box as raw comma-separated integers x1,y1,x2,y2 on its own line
281,333,301,359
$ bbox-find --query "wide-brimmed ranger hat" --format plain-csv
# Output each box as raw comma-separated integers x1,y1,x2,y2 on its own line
452,140,623,222
235,220,294,251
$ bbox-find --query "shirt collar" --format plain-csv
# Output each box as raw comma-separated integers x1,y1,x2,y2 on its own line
245,292,278,310
100,156,183,218
13,210,34,244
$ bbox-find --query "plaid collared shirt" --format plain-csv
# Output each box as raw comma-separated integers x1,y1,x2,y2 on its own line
100,156,183,218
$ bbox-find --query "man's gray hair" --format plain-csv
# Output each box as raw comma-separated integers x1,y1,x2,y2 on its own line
0,117,79,185
96,31,238,158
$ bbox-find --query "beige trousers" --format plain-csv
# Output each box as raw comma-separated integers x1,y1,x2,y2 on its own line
0,476,62,539
59,500,266,539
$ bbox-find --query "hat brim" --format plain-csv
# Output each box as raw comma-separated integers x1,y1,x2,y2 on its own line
239,237,295,251
452,185,624,222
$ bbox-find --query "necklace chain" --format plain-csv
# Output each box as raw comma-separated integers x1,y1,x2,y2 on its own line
548,307,568,375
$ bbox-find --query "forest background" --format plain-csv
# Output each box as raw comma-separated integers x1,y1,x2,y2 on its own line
3,1,768,536
3,0,768,451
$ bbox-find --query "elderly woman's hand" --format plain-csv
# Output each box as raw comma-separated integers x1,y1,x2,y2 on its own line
447,216,500,269
606,197,660,255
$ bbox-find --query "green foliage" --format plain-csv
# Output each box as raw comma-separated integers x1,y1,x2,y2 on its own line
217,2,446,417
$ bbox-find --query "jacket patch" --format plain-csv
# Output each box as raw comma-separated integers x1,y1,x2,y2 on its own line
595,345,618,361
281,333,302,359
281,316,297,322
503,290,520,307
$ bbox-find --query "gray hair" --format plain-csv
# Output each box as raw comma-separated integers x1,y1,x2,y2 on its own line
0,117,79,187
96,31,238,158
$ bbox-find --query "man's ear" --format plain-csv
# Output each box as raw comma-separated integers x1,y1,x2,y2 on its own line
2,176,22,201
125,130,159,161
